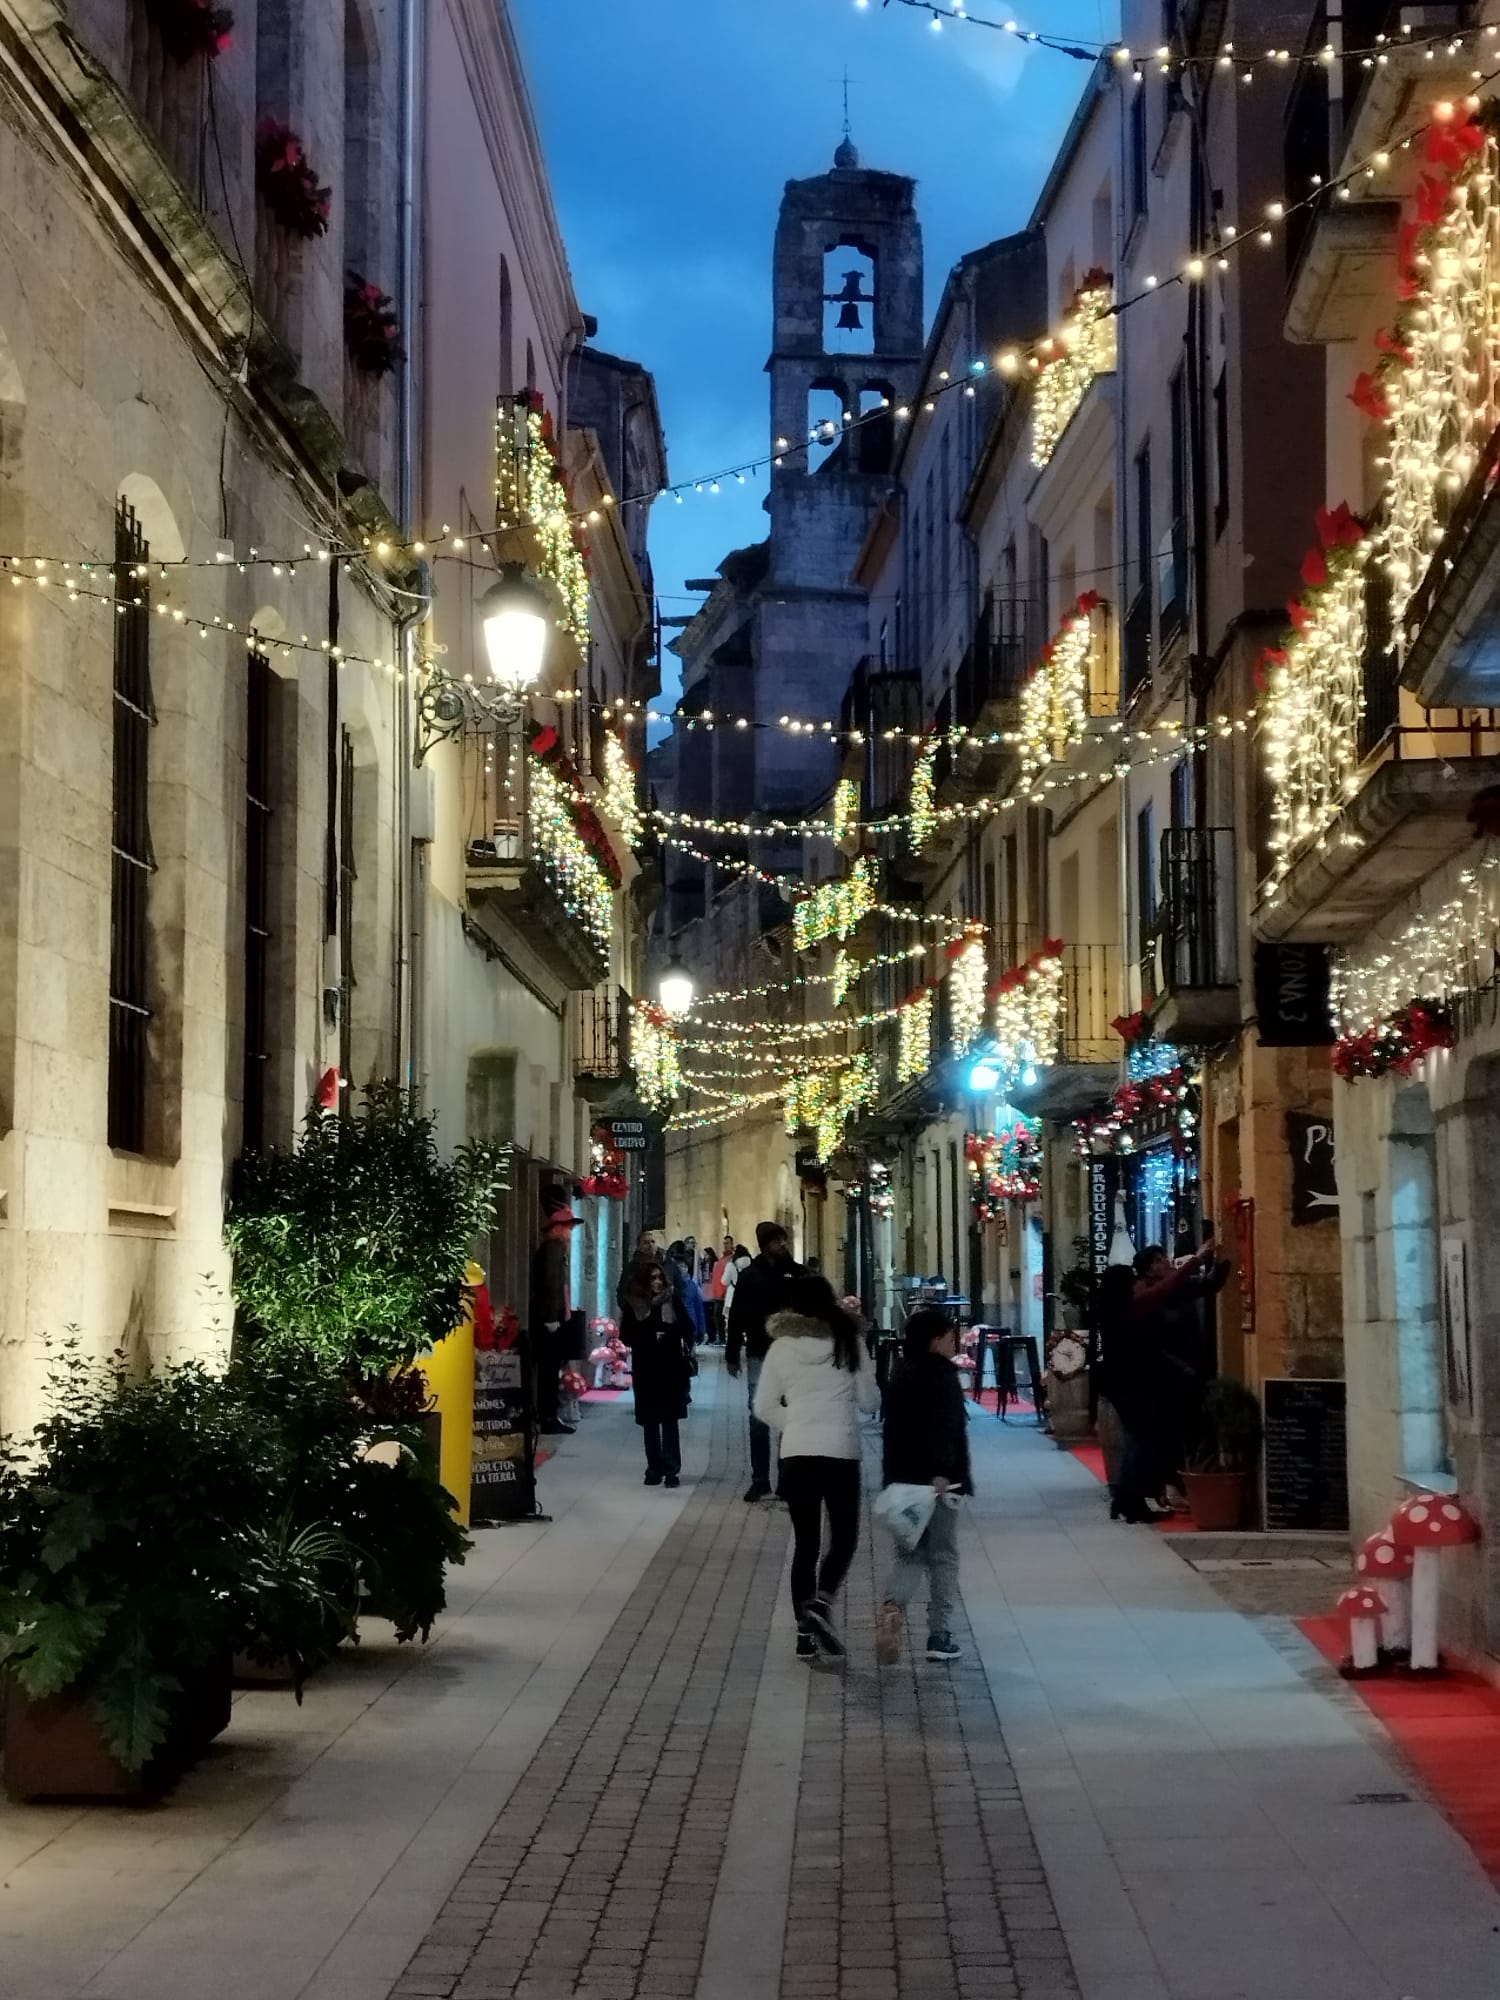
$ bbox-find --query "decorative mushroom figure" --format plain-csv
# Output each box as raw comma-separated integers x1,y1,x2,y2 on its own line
1336,1583,1387,1678
1355,1528,1414,1660
1389,1494,1481,1672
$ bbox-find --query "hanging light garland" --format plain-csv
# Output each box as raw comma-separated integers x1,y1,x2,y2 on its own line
1362,105,1499,633
601,733,642,849
896,988,934,1083
831,948,856,1007
496,393,590,646
909,737,938,851
793,856,878,951
1031,274,1116,467
1332,849,1500,1032
832,777,860,845
528,755,615,954
966,1121,1042,1218
632,1002,684,1112
1019,592,1105,789
992,943,1065,1080
946,931,988,1056
1260,510,1370,888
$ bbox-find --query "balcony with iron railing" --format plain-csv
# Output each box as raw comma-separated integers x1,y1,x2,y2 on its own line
1010,942,1123,1121
1145,829,1239,1044
1282,2,1471,344
1255,611,1500,943
572,984,632,1102
464,722,619,990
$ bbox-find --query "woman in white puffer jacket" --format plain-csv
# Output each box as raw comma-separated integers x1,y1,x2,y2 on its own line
754,1275,879,1660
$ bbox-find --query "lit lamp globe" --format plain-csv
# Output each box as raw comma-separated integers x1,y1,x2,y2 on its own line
478,564,551,692
657,955,695,1018
967,1056,1001,1094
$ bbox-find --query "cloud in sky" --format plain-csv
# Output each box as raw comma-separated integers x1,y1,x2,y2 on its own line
511,0,1117,708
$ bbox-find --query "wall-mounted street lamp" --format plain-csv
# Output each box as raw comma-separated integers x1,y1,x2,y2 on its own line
417,563,553,762
656,952,696,1018
479,563,552,693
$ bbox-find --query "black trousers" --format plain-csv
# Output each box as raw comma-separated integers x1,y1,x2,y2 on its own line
642,1419,681,1476
779,1455,861,1616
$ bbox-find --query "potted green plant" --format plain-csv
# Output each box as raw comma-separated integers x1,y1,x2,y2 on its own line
1184,1377,1264,1531
0,1349,259,1801
226,1082,508,1421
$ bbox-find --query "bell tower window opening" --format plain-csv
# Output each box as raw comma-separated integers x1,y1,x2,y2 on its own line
807,384,848,473
823,245,876,355
857,384,895,475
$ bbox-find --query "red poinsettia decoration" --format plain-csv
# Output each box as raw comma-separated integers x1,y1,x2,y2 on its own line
1112,1010,1153,1049
256,119,331,239
345,274,403,376
1300,545,1329,590
148,0,233,61
1349,371,1391,422
1333,1000,1456,1082
1315,502,1363,551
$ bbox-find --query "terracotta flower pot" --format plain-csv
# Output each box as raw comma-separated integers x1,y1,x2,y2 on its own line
1184,1469,1247,1532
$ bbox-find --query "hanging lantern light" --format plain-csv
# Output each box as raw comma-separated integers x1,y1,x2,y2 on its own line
478,563,551,692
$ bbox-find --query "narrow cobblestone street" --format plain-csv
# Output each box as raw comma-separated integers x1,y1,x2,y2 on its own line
4,1361,1500,2000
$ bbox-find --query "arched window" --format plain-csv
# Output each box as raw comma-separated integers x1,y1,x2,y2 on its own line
807,380,849,473
823,242,876,355
499,257,514,399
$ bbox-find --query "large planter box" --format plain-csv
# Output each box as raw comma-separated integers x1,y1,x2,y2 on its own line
3,1655,232,1804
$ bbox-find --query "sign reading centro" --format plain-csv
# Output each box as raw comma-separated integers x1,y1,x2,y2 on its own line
603,1119,655,1152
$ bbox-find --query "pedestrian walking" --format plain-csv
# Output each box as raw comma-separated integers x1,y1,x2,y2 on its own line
665,1239,707,1343
753,1274,879,1660
705,1232,737,1345
1093,1262,1168,1522
619,1253,694,1488
529,1202,583,1437
875,1308,971,1664
726,1221,804,1501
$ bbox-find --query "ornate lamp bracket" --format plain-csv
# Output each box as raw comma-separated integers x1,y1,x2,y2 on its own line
415,664,527,765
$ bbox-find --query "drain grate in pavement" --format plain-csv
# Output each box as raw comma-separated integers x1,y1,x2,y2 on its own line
1353,1790,1414,1805
1189,1556,1339,1572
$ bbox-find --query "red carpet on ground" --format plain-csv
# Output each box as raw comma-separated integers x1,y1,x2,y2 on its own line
1300,1614,1500,1888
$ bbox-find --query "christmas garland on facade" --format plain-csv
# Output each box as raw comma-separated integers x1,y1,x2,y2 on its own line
255,120,331,239
345,275,403,376
1331,999,1456,1082
497,392,590,647
1031,269,1115,468
147,0,233,61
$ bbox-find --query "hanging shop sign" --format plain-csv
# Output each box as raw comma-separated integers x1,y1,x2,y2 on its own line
1253,943,1335,1048
795,1147,828,1189
602,1118,655,1152
1088,1157,1122,1277
1263,1378,1349,1534
1287,1112,1339,1226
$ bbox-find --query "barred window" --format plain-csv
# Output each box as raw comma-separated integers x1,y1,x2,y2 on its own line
109,500,156,1153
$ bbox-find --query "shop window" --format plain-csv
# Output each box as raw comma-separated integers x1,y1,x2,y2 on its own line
109,499,156,1154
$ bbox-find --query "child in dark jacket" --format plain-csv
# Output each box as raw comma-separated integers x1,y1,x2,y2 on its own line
877,1309,972,1664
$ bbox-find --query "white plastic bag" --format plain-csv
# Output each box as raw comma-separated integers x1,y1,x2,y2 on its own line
873,1481,939,1553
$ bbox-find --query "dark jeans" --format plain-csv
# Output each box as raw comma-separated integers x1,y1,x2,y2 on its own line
643,1420,681,1477
745,1357,771,1487
779,1456,861,1617
534,1326,560,1428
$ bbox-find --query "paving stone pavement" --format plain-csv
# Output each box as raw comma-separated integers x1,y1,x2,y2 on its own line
392,1378,1079,2000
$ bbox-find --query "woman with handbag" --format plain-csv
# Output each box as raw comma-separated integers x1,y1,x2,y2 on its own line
876,1308,972,1664
753,1275,880,1660
620,1254,695,1488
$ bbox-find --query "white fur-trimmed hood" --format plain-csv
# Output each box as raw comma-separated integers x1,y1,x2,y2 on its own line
766,1310,834,1342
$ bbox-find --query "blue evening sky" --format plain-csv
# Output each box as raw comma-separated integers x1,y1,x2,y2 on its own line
512,0,1119,710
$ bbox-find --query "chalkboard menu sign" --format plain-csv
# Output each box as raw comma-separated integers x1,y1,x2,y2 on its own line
471,1334,536,1523
1262,1378,1348,1532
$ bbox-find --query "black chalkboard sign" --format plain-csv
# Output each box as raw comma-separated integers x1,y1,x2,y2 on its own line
1263,1378,1348,1532
471,1333,537,1523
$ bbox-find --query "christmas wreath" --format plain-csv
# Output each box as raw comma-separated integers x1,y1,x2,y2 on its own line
345,275,403,376
147,0,233,62
256,120,331,240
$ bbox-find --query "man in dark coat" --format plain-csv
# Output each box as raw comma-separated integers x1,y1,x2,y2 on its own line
726,1220,804,1503
530,1205,582,1436
1134,1240,1231,1492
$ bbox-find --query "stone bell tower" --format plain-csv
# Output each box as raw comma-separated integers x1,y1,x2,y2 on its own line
766,136,925,583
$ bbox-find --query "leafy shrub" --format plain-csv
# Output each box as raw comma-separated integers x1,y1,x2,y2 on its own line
226,1082,508,1386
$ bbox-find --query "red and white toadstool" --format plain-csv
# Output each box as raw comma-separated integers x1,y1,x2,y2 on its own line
1356,1528,1414,1658
1336,1584,1387,1677
1389,1494,1481,1672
